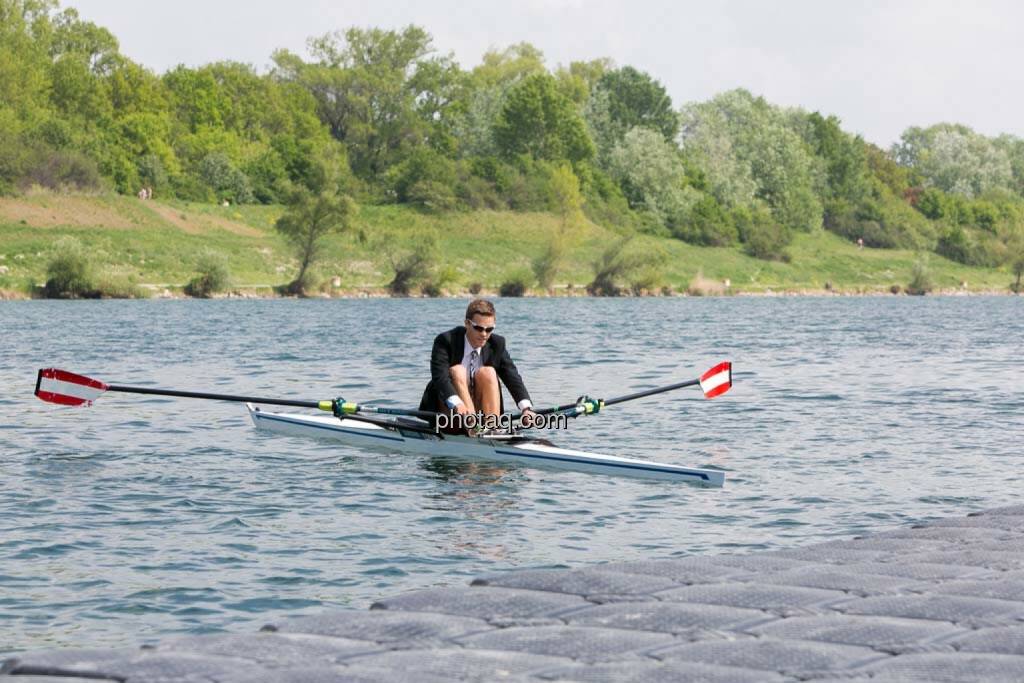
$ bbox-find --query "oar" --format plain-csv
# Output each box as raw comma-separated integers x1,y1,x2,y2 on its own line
34,368,439,424
524,361,732,421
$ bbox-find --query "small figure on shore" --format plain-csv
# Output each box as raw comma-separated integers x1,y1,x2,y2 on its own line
857,237,864,249
137,188,146,200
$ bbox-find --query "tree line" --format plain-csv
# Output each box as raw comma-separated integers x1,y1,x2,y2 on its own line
3,0,1024,279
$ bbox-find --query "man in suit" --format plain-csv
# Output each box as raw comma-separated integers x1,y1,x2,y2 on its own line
419,298,536,432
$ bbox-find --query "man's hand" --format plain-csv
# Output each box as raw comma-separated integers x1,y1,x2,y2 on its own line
454,403,470,416
520,408,536,428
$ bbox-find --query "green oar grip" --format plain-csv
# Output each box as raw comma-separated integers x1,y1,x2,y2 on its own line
327,398,359,416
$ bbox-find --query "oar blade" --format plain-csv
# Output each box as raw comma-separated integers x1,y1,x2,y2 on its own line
699,361,732,399
35,368,109,407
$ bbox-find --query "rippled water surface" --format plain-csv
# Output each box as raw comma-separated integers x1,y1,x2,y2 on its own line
1,297,1022,653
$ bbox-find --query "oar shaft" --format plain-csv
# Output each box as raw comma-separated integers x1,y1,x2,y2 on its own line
334,410,437,435
603,378,699,407
345,404,439,421
107,385,322,410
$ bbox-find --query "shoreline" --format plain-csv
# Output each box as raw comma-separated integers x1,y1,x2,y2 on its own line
1,285,1019,301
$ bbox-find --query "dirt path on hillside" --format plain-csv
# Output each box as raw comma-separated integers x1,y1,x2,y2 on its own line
0,196,264,237
0,196,142,229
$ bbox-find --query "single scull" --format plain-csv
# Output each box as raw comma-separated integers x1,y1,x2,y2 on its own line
34,361,733,486
246,404,726,486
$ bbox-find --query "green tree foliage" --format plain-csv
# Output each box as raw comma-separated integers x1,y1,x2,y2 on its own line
273,26,458,178
472,42,546,89
607,126,696,231
383,229,440,296
532,164,584,289
184,250,230,298
592,66,678,143
587,236,663,296
893,124,1014,198
804,113,870,207
386,146,457,210
275,189,357,295
8,2,1024,278
43,236,95,298
680,89,823,232
494,73,594,164
585,66,677,169
906,255,934,295
554,58,611,106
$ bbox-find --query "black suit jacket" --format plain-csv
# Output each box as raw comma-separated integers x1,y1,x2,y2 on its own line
419,326,531,412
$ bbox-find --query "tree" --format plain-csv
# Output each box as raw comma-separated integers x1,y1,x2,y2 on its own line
493,73,594,164
382,229,440,295
607,126,697,229
893,124,1013,198
804,112,870,205
533,164,584,290
587,236,664,296
471,42,546,89
593,66,678,141
554,58,612,105
679,89,823,232
275,189,356,295
272,26,448,178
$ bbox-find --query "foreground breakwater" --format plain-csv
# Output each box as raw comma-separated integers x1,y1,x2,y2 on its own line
4,504,1024,681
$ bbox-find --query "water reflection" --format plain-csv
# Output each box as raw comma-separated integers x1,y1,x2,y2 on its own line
421,457,521,561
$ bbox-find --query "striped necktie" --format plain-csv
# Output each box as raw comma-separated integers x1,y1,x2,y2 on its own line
469,349,479,390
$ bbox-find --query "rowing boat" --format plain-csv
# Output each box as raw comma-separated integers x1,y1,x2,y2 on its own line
35,362,732,486
246,404,726,487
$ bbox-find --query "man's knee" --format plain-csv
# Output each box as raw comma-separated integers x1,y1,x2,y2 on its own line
474,366,497,385
449,365,469,384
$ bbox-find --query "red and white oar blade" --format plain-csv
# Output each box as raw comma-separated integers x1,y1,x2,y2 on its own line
35,368,109,407
699,361,732,399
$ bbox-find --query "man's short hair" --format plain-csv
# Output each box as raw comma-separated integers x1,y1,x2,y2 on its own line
465,298,496,321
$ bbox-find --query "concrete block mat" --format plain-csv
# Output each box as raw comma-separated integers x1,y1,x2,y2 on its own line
370,586,587,620
560,600,770,635
856,652,1024,682
748,614,965,653
652,636,887,676
948,625,1024,655
537,659,786,682
263,610,491,644
471,568,679,598
152,632,384,666
657,582,849,614
455,625,676,663
835,594,1024,627
345,647,573,680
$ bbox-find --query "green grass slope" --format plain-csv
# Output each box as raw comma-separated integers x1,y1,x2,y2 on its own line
0,192,1016,296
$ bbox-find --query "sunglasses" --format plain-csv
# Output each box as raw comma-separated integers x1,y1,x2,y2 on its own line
466,319,495,334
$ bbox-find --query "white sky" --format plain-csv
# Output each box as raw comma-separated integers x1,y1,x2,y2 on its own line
68,0,1024,148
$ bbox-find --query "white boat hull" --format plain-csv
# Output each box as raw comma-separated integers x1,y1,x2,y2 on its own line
246,405,725,487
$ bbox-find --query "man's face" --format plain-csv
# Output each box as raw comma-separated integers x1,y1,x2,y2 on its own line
465,314,495,348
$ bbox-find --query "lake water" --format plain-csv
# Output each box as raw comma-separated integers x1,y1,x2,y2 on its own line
1,296,1021,654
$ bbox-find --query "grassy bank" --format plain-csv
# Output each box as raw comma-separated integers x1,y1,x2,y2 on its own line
0,191,1017,297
